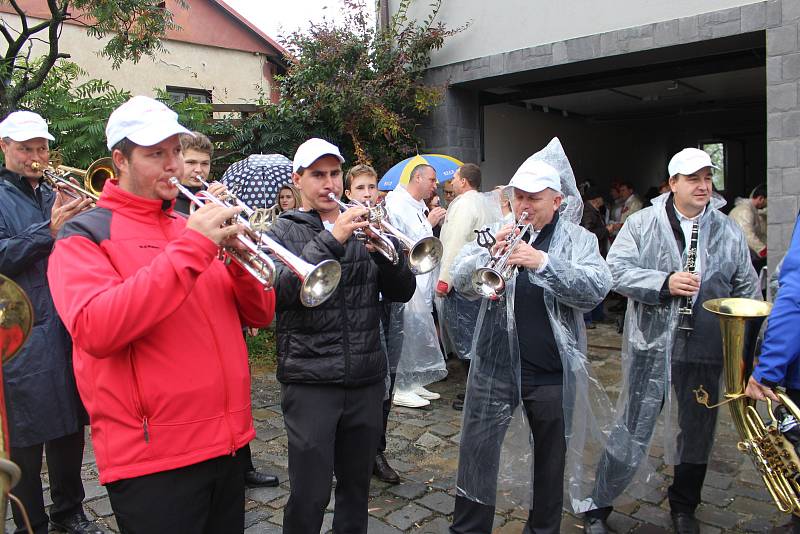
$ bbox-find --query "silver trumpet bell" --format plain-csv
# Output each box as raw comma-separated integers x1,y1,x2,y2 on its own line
171,178,342,307
327,193,443,275
472,212,532,298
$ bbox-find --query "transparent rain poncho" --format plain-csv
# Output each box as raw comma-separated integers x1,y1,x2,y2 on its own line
384,186,447,390
450,137,616,511
436,191,503,360
585,190,760,512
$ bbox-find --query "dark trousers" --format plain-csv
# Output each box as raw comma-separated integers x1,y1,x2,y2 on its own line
378,372,397,453
587,359,721,520
282,381,383,534
450,384,566,534
9,430,86,534
106,454,243,534
237,443,255,473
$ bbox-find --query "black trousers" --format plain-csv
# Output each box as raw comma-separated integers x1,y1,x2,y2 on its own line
282,381,383,534
450,384,566,534
106,454,244,534
9,430,86,534
236,443,255,473
378,372,396,453
587,359,721,520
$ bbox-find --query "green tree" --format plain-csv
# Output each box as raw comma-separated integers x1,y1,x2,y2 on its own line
0,0,187,116
231,0,461,172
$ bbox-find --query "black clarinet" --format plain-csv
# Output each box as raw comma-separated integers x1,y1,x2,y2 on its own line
677,219,699,331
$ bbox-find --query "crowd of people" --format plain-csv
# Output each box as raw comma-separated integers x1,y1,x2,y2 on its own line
0,94,796,534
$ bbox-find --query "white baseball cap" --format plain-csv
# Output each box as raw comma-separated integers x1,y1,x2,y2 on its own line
506,159,562,194
0,111,55,142
667,148,719,177
105,95,192,150
292,138,344,173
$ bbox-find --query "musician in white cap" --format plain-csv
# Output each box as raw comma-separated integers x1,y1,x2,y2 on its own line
583,148,759,534
449,138,612,534
47,96,276,533
0,111,103,534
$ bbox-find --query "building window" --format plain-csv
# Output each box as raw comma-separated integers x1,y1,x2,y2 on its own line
165,86,212,104
700,141,726,191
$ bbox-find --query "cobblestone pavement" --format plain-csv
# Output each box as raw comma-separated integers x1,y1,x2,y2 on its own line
17,322,799,533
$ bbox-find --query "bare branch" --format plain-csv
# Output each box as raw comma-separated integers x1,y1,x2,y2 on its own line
0,22,14,46
7,0,28,33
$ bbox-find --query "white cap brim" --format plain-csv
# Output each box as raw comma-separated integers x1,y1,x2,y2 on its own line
4,131,55,142
110,121,192,150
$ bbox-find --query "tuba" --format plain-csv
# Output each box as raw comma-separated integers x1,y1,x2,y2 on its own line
695,297,800,515
0,275,32,529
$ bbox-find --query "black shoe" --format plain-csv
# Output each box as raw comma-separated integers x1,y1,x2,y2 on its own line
244,469,279,488
670,512,699,534
50,512,107,534
456,393,465,400
583,516,611,534
373,453,400,484
452,399,463,411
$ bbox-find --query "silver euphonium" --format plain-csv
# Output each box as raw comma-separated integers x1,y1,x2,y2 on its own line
171,178,342,307
327,193,443,275
472,212,533,299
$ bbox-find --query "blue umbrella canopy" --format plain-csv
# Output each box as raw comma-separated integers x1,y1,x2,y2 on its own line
378,154,463,191
220,154,293,209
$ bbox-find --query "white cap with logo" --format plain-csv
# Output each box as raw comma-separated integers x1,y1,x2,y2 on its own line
0,111,55,142
292,138,345,173
506,159,562,194
105,95,192,150
667,148,719,177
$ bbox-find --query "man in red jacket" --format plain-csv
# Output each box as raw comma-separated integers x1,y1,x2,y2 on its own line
47,95,275,534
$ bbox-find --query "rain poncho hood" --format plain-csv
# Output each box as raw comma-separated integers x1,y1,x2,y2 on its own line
384,185,447,388
450,138,615,511
586,189,760,511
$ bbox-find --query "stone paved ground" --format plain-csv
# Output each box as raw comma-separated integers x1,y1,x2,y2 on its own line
15,321,800,533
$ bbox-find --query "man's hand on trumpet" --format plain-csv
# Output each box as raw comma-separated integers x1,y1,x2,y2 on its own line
187,202,245,247
332,205,369,245
50,195,93,238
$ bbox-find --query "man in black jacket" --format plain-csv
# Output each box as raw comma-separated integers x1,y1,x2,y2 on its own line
0,111,104,534
266,138,416,533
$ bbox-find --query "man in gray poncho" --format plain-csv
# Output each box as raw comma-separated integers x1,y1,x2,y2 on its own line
584,148,760,534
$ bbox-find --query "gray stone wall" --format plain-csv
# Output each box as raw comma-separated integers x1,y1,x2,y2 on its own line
767,0,800,273
419,1,800,265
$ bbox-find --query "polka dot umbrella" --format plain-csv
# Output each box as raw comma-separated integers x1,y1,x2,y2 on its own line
220,154,293,210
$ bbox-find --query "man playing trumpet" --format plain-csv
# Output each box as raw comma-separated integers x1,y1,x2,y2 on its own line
47,96,276,533
265,138,415,533
450,138,613,534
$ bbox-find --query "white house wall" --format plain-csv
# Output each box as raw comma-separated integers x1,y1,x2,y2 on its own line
0,14,271,103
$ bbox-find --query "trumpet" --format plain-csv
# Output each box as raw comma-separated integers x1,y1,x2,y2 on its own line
172,178,342,307
327,193,443,275
32,158,115,204
472,212,532,299
191,176,280,231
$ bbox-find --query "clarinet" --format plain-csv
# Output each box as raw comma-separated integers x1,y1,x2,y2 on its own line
677,219,699,331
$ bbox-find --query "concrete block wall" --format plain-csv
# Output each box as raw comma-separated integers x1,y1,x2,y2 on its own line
767,0,800,273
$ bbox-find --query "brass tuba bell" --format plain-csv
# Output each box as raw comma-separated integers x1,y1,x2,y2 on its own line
695,297,800,516
0,275,33,525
